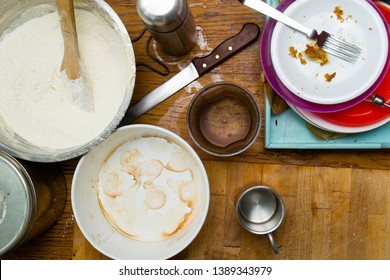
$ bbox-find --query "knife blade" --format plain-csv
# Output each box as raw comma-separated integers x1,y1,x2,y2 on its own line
121,22,261,124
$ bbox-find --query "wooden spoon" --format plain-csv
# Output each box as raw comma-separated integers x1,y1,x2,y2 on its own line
56,0,94,111
56,0,81,80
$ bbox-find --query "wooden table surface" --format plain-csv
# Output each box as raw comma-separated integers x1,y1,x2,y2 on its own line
2,0,390,260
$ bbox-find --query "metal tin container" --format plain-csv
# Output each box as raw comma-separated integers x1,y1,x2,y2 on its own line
136,0,197,56
0,151,67,256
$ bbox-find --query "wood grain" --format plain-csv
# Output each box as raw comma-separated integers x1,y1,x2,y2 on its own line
2,0,390,260
70,162,390,260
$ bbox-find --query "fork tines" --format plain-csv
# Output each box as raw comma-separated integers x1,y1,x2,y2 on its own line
322,33,362,63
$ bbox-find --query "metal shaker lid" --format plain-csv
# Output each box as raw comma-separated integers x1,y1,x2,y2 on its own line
136,0,188,33
0,151,36,256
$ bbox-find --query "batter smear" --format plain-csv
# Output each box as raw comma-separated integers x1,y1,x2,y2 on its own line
97,136,203,241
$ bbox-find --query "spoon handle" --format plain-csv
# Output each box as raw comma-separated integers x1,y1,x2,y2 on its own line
56,0,81,80
369,95,390,109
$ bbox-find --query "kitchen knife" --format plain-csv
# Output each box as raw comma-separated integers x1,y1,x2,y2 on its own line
121,22,261,124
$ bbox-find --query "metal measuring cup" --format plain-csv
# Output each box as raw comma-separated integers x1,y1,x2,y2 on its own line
236,185,285,254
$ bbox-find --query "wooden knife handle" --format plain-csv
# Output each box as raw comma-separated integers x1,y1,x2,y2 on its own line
192,23,260,76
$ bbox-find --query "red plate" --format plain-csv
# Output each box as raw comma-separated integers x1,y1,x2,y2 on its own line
317,1,390,126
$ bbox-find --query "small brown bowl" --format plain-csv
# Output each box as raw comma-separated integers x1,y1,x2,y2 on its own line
187,82,261,156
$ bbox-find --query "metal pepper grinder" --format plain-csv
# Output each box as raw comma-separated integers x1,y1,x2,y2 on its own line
136,0,197,56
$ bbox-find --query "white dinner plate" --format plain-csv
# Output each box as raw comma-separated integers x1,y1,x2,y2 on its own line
270,0,389,105
289,103,390,134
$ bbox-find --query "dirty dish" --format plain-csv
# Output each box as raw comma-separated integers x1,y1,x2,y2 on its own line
187,82,261,157
72,124,209,260
315,1,390,126
271,0,388,104
261,0,390,112
290,103,390,134
316,79,390,127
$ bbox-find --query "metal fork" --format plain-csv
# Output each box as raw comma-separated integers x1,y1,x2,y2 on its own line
239,0,362,63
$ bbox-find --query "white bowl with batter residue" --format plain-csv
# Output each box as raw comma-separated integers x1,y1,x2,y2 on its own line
71,124,210,260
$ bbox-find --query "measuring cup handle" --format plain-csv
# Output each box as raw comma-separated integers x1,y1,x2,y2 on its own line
267,233,279,254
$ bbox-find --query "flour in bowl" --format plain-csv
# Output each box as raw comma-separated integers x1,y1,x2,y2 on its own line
0,8,131,150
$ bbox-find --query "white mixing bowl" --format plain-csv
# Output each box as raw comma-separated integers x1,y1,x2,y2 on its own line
0,0,136,162
71,124,210,259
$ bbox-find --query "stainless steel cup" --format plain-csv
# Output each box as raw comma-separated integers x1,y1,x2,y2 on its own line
136,0,197,56
236,186,285,254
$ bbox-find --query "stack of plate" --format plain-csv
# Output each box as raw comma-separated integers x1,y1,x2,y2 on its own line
261,0,390,134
